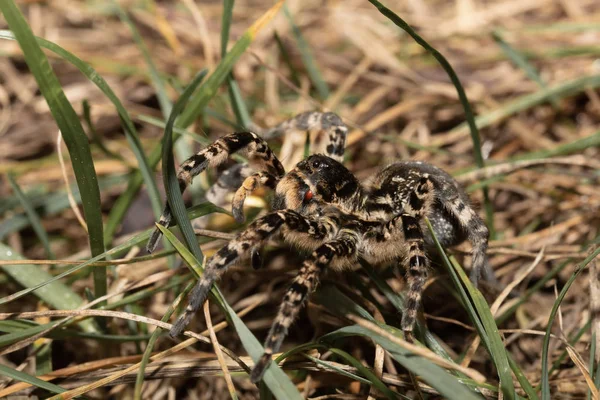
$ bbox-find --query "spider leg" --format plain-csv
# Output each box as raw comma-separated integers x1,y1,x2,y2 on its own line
147,132,285,253
250,235,358,383
231,171,277,223
399,213,429,335
205,163,253,207
264,111,348,162
400,176,435,334
443,196,491,286
169,210,334,338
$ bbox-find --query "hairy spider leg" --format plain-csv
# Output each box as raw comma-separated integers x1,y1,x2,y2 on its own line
169,210,334,338
205,112,349,212
146,131,285,253
205,163,253,207
264,111,348,162
250,234,358,383
232,171,278,223
398,177,435,335
442,195,490,286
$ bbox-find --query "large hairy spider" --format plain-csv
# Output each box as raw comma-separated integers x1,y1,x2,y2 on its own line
146,111,491,382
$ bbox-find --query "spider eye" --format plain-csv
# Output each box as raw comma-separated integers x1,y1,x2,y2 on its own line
311,160,322,169
304,190,313,202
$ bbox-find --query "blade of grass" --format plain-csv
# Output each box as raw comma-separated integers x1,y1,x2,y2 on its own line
0,1,106,302
448,75,600,139
591,332,597,400
156,225,303,399
0,363,66,396
133,278,196,400
328,348,398,399
162,70,209,263
360,260,462,362
82,100,125,163
273,31,302,87
133,69,208,396
321,325,482,400
368,0,494,238
508,351,540,400
282,4,330,100
112,1,171,118
492,30,559,108
425,218,516,399
0,243,96,333
104,2,282,243
0,30,163,231
177,1,283,129
222,0,252,129
0,202,225,307
7,174,54,259
541,247,600,399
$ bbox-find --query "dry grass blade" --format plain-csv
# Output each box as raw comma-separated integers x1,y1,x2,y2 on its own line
591,247,600,366
346,314,486,383
56,131,87,232
566,346,600,400
203,301,238,400
2,0,599,398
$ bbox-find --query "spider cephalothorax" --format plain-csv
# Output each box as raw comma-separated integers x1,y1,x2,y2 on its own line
146,111,491,382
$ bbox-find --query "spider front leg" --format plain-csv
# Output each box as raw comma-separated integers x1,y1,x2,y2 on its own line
169,210,334,338
146,131,285,253
232,171,277,223
205,163,253,207
250,234,358,383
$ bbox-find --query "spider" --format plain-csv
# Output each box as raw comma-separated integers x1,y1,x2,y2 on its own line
146,111,492,383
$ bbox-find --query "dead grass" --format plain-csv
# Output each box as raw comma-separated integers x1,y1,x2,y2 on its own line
1,0,600,398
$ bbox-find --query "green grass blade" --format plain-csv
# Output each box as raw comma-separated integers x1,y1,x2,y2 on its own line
82,100,125,162
177,1,283,129
104,2,282,243
367,0,495,238
228,80,253,129
0,243,96,333
156,225,303,399
328,348,399,399
0,363,67,396
273,31,301,87
449,257,515,399
360,260,459,361
283,4,330,100
133,277,196,400
0,202,224,307
112,1,172,118
162,70,209,263
313,284,375,321
222,0,253,129
449,75,600,138
541,247,600,399
492,30,560,108
425,219,515,399
590,332,596,400
321,325,482,400
135,73,220,391
508,354,539,400
0,30,163,230
7,174,54,259
0,1,106,301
